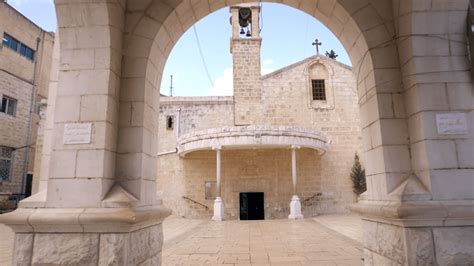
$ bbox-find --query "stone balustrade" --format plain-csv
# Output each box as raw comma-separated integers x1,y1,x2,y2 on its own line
177,125,330,156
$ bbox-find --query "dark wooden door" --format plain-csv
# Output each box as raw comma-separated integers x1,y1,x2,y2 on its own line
25,174,33,198
240,192,264,220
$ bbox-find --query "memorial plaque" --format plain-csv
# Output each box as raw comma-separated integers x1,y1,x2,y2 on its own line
436,113,468,135
63,123,92,145
205,181,217,199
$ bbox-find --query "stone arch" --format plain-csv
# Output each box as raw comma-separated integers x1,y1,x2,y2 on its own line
45,1,125,207
120,0,408,201
1,1,472,265
304,58,336,109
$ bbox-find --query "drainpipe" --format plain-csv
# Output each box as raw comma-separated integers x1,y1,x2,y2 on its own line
176,107,181,141
21,34,42,199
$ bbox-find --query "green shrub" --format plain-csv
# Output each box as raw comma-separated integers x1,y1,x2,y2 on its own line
351,153,366,195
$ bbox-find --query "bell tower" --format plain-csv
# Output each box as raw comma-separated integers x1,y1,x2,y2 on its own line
230,4,262,125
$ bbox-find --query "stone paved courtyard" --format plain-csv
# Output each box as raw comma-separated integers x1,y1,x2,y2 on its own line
0,215,363,265
162,216,363,265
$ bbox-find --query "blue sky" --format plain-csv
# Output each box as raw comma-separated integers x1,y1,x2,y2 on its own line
7,1,351,96
7,0,56,32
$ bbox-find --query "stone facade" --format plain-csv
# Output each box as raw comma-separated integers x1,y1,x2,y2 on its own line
157,55,362,219
0,1,473,265
0,2,54,202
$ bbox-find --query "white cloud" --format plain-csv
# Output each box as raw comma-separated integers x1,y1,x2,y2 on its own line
261,58,274,75
210,68,233,96
261,67,274,75
209,60,275,96
263,59,274,66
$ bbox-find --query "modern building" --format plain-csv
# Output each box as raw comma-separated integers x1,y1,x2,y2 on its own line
157,4,362,220
0,1,54,210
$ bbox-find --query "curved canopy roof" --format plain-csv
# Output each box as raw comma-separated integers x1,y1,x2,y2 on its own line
177,126,330,157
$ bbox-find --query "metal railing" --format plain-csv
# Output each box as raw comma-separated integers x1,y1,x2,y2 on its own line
301,192,323,204
182,196,209,210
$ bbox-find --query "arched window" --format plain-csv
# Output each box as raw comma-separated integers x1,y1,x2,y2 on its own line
306,59,335,109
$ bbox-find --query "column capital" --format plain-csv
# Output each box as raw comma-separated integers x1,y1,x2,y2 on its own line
291,145,301,150
212,145,222,151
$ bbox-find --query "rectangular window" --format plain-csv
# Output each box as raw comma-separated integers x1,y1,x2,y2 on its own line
3,33,19,52
0,147,14,181
2,33,35,61
19,43,35,61
1,96,17,116
311,79,326,101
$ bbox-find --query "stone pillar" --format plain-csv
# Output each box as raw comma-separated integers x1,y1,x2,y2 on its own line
352,1,474,265
288,145,303,220
212,146,224,221
0,1,170,265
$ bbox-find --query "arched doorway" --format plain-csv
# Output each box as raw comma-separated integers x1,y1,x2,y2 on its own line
1,1,472,265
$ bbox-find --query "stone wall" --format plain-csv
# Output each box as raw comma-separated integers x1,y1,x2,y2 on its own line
0,2,54,99
0,2,54,197
0,71,32,194
160,148,344,219
157,56,362,219
232,38,263,125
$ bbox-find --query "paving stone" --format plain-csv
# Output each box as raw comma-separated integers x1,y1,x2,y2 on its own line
161,216,363,265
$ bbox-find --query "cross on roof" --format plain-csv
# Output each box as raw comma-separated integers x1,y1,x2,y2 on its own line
312,39,322,55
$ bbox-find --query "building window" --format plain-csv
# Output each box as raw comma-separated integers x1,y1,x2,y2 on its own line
19,43,35,61
2,33,19,52
0,147,14,181
1,96,17,116
166,116,174,130
2,33,35,61
311,79,326,101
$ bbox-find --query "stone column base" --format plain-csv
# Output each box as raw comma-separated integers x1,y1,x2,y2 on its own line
288,195,304,219
13,224,163,265
212,197,225,221
0,203,171,265
352,200,474,265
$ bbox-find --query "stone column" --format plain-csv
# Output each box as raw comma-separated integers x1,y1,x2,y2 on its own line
212,146,224,221
288,145,303,220
0,1,170,265
351,2,474,265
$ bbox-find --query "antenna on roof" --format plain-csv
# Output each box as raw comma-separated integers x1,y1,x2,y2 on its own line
170,75,174,97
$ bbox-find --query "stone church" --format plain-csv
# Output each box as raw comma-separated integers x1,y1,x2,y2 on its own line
157,4,361,220
1,0,473,265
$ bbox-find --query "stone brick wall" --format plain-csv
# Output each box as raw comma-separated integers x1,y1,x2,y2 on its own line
157,56,362,219
158,97,234,152
232,38,263,125
0,2,54,197
0,71,32,194
0,3,54,99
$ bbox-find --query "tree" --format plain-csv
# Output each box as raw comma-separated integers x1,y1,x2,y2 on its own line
350,153,366,196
